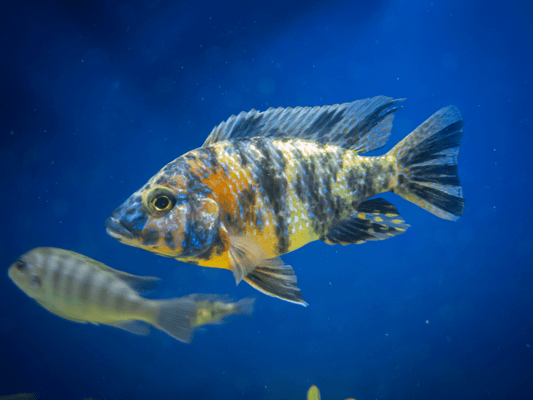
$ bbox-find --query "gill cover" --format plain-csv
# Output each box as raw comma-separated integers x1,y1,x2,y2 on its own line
181,196,220,257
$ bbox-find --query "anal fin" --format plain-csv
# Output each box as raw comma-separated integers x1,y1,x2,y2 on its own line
322,198,409,245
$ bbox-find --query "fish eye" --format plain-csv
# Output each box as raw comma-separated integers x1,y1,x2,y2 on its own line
147,187,177,213
153,195,172,211
15,261,26,271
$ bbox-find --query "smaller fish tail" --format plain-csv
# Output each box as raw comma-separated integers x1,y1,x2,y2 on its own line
154,298,197,343
233,297,255,316
390,105,465,220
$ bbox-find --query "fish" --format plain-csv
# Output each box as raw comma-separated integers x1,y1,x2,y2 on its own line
188,295,255,327
106,96,464,306
8,247,197,343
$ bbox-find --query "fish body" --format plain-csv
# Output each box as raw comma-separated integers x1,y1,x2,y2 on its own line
106,96,464,305
8,247,196,342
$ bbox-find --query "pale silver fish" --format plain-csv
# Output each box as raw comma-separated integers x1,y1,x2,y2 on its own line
8,247,196,343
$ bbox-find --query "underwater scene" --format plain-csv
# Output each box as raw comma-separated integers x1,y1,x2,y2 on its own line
1,0,532,399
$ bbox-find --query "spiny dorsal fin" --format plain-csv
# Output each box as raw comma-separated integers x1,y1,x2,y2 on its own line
322,198,410,245
203,96,404,153
112,270,161,294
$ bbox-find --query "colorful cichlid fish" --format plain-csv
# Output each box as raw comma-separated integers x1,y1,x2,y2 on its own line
106,96,464,306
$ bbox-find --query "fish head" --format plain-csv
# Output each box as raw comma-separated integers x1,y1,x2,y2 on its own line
8,248,46,300
106,180,221,259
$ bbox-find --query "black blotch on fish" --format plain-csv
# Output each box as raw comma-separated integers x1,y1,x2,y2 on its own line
398,174,407,185
141,229,159,245
225,213,232,224
186,172,211,197
297,152,327,235
164,231,175,250
195,147,220,170
254,140,289,254
233,141,250,166
197,230,225,260
240,187,259,230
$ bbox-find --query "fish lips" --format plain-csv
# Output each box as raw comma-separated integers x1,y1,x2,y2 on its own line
105,217,134,240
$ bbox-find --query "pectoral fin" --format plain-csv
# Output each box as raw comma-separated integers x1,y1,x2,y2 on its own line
228,235,267,284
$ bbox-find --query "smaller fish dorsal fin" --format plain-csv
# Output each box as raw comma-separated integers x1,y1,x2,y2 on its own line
202,96,404,154
111,270,161,294
81,256,160,294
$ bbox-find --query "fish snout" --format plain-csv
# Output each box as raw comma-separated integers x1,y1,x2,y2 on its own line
105,217,134,240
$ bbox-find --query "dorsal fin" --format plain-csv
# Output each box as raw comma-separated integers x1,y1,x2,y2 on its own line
112,270,161,294
203,96,404,153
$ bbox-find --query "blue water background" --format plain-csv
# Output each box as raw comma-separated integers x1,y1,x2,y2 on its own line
1,0,532,399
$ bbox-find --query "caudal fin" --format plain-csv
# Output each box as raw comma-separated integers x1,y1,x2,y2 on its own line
390,105,464,220
233,297,255,316
155,298,197,343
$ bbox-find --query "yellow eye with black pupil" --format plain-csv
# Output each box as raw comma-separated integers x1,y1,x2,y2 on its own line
154,195,171,211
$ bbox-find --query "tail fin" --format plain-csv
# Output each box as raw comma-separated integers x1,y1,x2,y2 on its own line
233,297,255,316
390,105,464,220
155,298,197,343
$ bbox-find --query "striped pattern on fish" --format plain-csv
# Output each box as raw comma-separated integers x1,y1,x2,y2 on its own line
106,96,465,306
8,247,197,342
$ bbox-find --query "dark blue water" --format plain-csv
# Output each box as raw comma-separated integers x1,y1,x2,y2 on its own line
1,1,532,399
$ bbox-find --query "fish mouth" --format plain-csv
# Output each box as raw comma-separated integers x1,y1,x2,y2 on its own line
105,217,134,240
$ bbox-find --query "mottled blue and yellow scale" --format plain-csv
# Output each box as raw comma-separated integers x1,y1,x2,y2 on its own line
106,96,465,305
195,139,399,258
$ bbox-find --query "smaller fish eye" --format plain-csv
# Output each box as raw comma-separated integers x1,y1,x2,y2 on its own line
15,261,26,271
